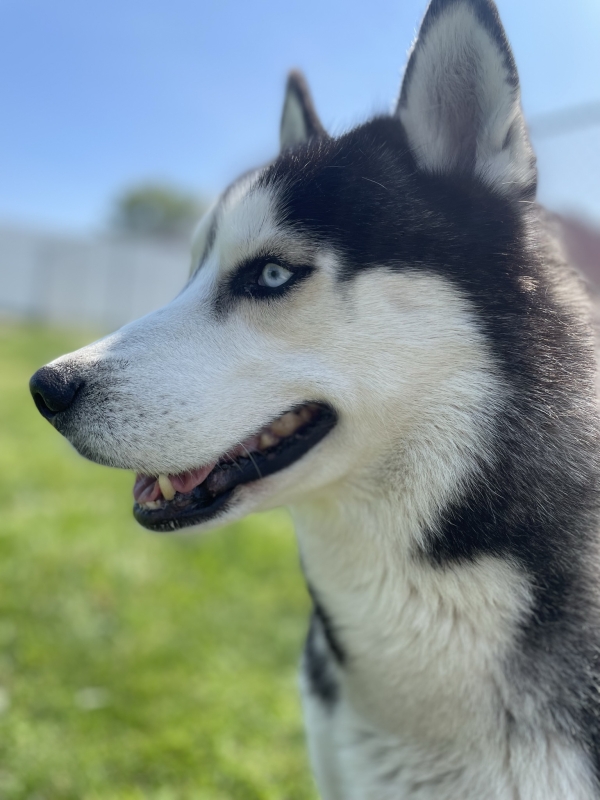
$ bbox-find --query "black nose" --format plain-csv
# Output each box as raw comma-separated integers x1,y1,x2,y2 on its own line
30,364,84,422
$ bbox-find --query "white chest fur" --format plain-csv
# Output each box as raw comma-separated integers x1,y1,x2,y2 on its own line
293,496,596,800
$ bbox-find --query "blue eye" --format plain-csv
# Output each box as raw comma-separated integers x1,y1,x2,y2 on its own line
258,263,293,288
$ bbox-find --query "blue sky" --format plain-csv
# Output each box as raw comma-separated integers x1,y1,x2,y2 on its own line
1,0,599,232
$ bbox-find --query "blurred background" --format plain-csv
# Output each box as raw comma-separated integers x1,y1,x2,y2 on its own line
1,0,599,797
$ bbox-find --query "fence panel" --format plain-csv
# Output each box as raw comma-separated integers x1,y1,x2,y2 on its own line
0,223,191,331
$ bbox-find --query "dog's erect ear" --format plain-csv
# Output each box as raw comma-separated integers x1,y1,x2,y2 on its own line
280,71,327,152
396,0,536,197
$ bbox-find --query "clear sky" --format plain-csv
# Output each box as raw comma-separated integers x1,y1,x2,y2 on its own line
1,0,599,233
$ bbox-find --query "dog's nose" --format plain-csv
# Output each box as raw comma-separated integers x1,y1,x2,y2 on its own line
29,364,84,422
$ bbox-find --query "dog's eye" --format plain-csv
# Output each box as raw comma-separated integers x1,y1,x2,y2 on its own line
258,263,293,289
223,258,312,307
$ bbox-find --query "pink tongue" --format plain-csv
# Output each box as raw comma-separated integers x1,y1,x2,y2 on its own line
170,464,215,493
133,463,217,503
133,475,160,503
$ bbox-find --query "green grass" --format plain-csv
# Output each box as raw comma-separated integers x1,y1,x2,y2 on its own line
0,321,316,800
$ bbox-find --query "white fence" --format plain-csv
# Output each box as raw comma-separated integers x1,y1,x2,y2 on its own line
0,222,191,331
2,216,599,334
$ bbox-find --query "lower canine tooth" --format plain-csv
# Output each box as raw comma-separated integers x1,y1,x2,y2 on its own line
158,474,176,501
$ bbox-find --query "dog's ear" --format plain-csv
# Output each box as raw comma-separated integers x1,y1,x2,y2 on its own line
396,0,536,198
280,71,327,152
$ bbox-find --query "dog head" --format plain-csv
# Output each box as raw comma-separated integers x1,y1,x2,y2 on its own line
30,0,536,533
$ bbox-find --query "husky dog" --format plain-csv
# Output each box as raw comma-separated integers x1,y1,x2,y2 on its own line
30,0,600,796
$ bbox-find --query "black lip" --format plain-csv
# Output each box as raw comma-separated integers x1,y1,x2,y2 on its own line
133,403,338,532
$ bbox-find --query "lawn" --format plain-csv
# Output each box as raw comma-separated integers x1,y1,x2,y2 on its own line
0,321,316,800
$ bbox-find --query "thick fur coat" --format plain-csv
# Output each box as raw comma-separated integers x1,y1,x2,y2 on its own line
30,0,600,796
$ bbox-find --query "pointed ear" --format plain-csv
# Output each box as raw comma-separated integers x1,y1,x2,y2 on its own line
280,70,327,152
396,0,536,198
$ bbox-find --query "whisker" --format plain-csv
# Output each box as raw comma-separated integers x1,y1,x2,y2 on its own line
240,443,263,480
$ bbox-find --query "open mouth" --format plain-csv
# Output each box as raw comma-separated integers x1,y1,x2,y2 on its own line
133,402,337,532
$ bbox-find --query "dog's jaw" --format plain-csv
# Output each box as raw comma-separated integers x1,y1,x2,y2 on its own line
132,402,338,532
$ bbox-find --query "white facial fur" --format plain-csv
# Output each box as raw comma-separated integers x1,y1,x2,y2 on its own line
49,176,505,534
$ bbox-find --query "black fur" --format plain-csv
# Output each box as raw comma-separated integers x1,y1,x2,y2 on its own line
33,0,597,783
260,115,600,782
304,586,346,708
310,588,346,666
304,611,341,708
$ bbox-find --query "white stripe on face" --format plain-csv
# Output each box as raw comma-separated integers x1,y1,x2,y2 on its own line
190,176,317,298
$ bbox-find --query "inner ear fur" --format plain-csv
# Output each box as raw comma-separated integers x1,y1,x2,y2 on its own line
396,0,536,198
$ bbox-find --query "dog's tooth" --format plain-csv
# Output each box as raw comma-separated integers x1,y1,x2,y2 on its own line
139,499,161,510
260,431,280,449
158,474,176,501
298,406,313,423
271,412,300,437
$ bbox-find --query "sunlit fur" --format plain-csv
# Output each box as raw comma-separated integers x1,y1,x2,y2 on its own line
35,0,600,797
397,0,536,196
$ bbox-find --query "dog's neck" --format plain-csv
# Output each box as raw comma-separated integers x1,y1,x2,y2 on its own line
290,451,600,797
291,479,529,744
